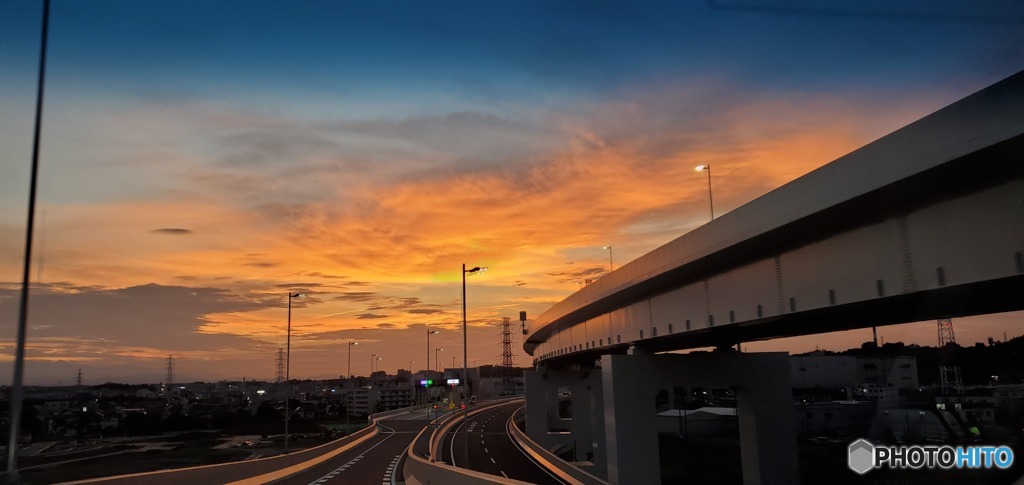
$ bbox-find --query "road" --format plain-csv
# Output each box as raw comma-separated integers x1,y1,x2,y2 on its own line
278,408,442,485
440,401,565,485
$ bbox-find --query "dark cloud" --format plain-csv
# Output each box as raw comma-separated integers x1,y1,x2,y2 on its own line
0,283,276,351
151,228,193,235
546,266,608,283
376,323,396,329
514,281,527,287
334,292,377,302
407,309,443,315
243,262,279,268
273,282,325,288
306,272,348,279
355,313,388,320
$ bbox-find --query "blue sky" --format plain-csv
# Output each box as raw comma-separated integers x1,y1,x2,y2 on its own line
0,0,1022,383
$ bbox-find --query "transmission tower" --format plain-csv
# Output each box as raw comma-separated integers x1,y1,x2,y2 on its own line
75,368,83,388
165,355,175,395
500,317,516,395
937,319,963,394
500,317,515,367
275,348,287,383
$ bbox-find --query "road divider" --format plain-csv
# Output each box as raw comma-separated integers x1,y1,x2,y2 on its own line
506,407,608,485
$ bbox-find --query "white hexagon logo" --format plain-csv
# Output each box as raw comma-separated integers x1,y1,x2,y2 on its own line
848,439,875,475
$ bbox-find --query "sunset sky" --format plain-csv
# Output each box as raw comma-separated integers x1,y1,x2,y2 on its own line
1,1,1023,385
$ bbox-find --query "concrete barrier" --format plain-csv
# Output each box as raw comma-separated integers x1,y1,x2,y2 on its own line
507,407,608,485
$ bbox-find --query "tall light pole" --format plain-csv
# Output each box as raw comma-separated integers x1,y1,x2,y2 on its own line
695,165,714,221
602,245,614,272
435,348,443,372
698,164,731,349
462,264,486,462
8,1,50,479
346,341,357,426
346,341,357,380
426,328,439,374
285,291,303,453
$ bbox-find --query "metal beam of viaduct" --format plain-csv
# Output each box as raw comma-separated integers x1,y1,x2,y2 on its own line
522,70,1024,485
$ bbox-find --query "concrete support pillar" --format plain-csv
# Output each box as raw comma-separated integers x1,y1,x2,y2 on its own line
524,369,553,447
599,352,798,485
602,354,660,485
734,356,800,484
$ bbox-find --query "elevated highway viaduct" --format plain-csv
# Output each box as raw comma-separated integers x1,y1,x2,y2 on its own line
522,70,1024,484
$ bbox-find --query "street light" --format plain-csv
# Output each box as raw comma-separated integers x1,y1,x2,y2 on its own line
346,341,357,426
695,165,714,221
371,353,378,374
285,291,304,453
602,245,614,272
346,341,358,379
426,328,439,375
435,348,443,371
462,264,486,462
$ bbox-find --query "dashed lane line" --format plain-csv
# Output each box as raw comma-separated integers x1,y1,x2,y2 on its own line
306,434,394,485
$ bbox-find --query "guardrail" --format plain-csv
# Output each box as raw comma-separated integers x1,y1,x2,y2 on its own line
63,404,425,485
506,407,608,485
405,399,534,485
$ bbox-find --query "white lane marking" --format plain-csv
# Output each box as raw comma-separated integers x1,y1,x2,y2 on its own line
485,448,489,453
450,416,468,467
306,434,394,485
389,452,402,485
501,471,509,478
490,457,496,464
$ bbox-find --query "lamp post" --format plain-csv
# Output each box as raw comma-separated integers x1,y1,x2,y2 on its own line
695,165,714,221
462,264,486,463
347,342,357,379
602,245,614,272
285,291,304,453
426,328,439,374
346,341,357,426
435,348,443,371
371,353,377,374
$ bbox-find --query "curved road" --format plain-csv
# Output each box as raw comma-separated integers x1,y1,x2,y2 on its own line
440,401,565,485
279,408,441,485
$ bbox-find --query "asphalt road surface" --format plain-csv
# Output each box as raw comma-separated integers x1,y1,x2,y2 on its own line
279,409,438,485
440,402,565,485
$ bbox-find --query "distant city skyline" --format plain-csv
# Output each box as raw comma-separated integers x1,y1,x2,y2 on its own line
1,1,1023,384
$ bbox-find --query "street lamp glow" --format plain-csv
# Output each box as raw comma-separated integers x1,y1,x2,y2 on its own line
695,164,714,221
